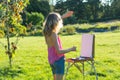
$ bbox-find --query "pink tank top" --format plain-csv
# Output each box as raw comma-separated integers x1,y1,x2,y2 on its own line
48,36,64,64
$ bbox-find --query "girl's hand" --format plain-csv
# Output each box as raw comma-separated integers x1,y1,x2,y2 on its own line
61,11,74,19
71,46,77,51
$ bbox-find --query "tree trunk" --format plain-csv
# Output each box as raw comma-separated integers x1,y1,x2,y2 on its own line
6,0,12,67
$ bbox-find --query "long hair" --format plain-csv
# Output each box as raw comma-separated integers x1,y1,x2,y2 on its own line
43,12,61,36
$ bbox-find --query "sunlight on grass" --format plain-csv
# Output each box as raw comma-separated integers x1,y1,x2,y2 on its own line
0,32,120,80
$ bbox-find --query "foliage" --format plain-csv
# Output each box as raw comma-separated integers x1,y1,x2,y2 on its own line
86,0,102,20
55,0,103,23
63,25,76,35
28,29,43,36
63,15,77,25
25,12,44,26
22,12,44,36
54,0,120,24
60,20,120,34
111,0,120,17
26,0,50,17
0,0,29,36
55,0,85,20
0,30,5,38
0,0,29,67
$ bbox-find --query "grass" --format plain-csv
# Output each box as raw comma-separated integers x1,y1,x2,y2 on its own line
0,32,120,80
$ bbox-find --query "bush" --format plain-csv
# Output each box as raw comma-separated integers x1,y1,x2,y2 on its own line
26,12,44,26
64,25,76,35
27,29,43,36
31,30,43,36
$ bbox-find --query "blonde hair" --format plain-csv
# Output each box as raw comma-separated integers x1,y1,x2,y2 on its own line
43,12,61,36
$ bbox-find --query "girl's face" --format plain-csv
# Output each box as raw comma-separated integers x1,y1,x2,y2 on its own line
58,18,63,29
51,13,63,33
56,14,63,30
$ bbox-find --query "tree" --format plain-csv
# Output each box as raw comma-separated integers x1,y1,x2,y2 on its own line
26,0,51,17
86,0,102,20
0,0,29,67
102,3,112,19
55,0,85,24
111,0,120,17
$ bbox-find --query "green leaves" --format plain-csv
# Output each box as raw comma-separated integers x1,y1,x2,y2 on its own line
0,0,29,67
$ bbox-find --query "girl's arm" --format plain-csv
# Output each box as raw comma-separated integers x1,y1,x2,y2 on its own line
51,32,76,54
61,11,74,19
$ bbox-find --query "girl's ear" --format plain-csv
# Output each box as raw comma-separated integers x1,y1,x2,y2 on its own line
61,11,74,19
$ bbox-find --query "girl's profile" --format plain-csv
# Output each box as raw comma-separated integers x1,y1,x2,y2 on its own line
43,12,76,80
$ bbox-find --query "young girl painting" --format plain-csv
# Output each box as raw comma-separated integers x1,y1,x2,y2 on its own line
43,12,76,80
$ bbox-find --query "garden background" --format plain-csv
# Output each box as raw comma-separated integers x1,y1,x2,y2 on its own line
0,0,120,80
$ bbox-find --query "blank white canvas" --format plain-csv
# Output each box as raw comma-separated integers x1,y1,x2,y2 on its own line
80,34,94,58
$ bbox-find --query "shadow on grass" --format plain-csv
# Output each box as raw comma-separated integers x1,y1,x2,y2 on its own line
89,72,106,77
0,67,24,79
60,33,76,36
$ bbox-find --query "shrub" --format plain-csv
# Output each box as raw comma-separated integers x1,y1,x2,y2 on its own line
26,12,44,26
80,23,94,29
64,25,76,35
32,30,43,36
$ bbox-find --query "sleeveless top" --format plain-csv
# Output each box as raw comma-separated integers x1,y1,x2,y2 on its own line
48,36,64,64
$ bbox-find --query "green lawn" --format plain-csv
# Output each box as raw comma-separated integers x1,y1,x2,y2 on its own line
0,32,120,80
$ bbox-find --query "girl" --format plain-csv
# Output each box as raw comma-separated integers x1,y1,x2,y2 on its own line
43,12,76,80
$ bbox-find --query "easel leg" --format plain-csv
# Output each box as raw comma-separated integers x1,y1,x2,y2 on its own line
92,60,98,80
82,62,85,80
64,62,74,80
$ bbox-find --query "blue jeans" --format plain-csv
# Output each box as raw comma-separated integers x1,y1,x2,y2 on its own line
50,56,65,75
